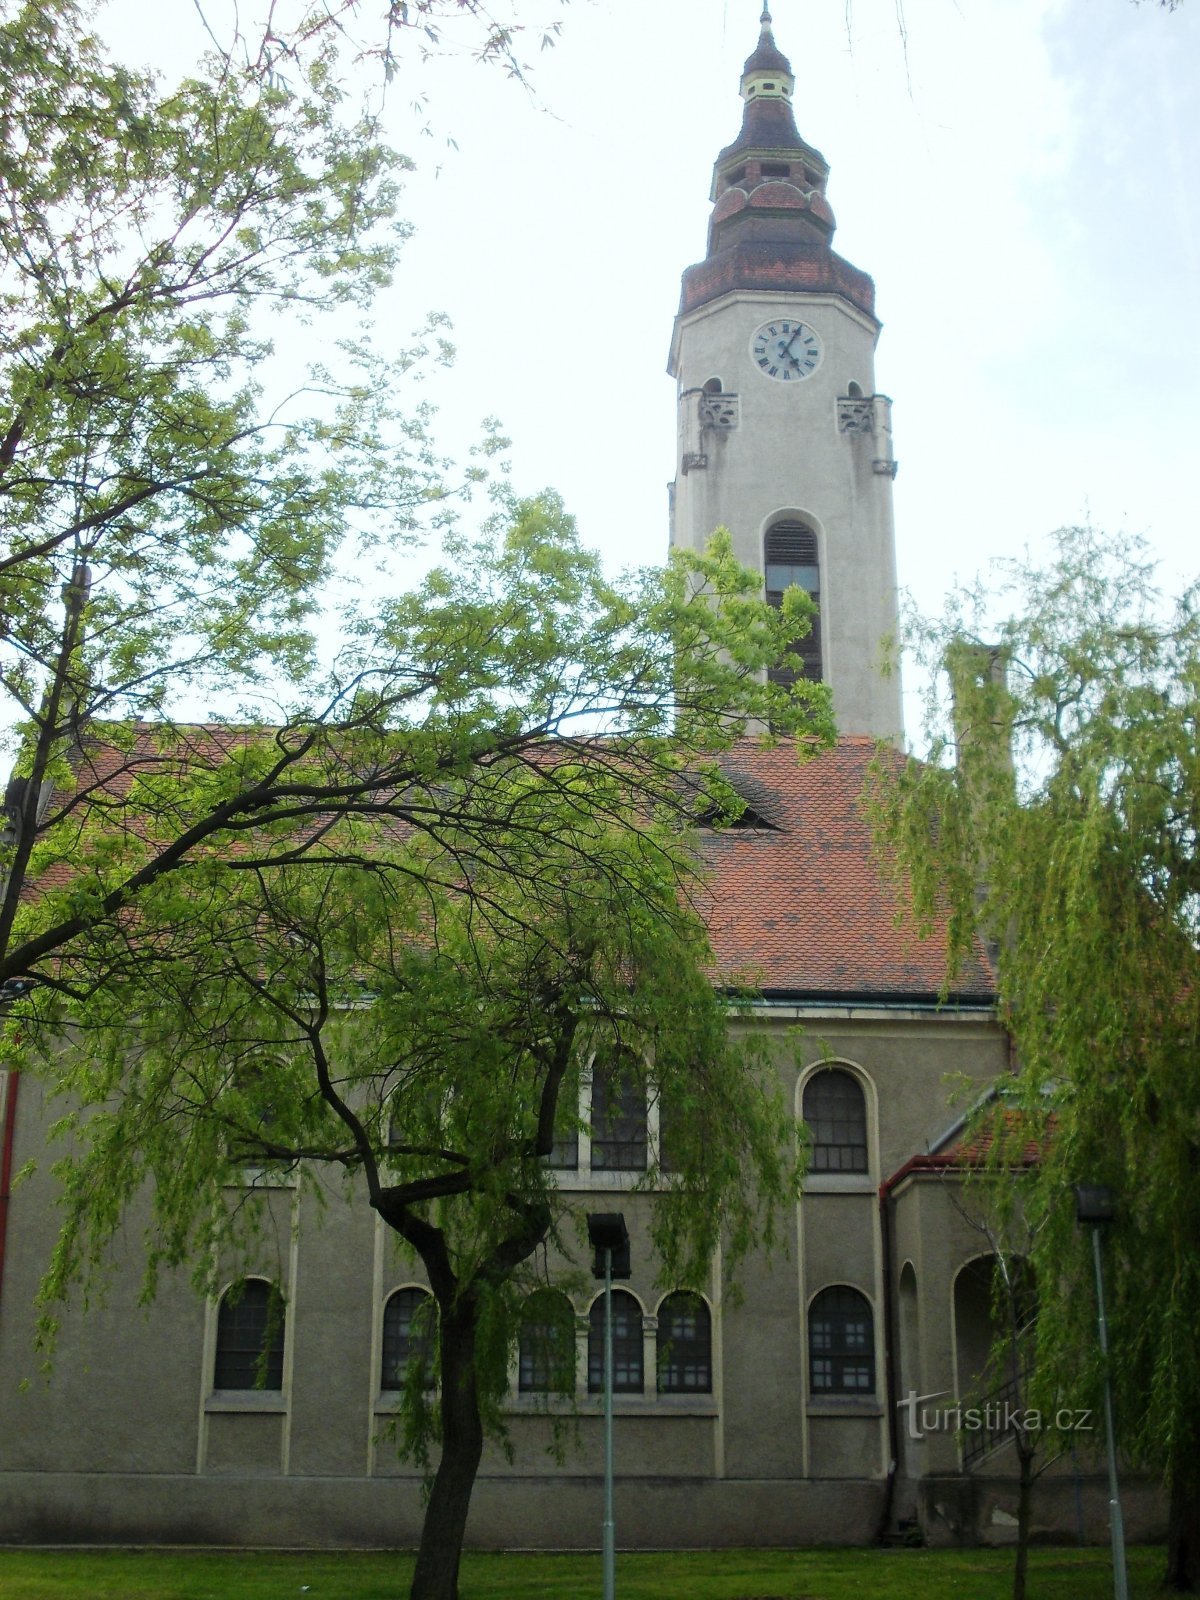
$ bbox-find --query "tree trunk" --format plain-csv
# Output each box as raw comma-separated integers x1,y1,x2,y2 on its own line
409,1303,485,1600
1167,1467,1200,1592
1013,1440,1033,1600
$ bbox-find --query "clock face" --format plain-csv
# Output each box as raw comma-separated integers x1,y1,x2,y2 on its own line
750,318,823,381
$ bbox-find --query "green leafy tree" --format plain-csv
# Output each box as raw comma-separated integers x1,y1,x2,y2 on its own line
943,1160,1046,1600
15,499,830,1600
870,529,1200,1591
0,0,601,990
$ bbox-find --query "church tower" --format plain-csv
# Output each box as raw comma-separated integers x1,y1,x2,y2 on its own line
669,7,903,744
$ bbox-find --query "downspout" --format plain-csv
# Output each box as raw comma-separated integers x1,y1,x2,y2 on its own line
875,1172,900,1542
0,1060,19,1316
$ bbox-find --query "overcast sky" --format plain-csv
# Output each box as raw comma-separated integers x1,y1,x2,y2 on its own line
104,0,1200,738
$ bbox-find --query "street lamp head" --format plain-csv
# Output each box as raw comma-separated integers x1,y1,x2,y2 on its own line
586,1212,631,1280
1074,1183,1116,1225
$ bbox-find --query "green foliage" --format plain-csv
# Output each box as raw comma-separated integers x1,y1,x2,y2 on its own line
0,0,461,966
870,528,1200,1505
12,493,828,1485
0,1542,1171,1600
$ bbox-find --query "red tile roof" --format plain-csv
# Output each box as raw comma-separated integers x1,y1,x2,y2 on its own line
30,727,993,1004
882,1109,1047,1195
698,737,995,1001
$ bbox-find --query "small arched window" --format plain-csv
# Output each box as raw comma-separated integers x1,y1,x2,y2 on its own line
214,1278,284,1391
702,376,723,395
518,1289,576,1394
803,1068,868,1173
847,380,864,398
809,1286,875,1394
764,520,821,682
382,1287,436,1391
587,1290,644,1394
657,1292,712,1393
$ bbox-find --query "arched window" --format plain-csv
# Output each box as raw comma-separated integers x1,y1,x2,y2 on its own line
803,1068,868,1173
702,376,723,395
657,1292,712,1393
587,1290,644,1394
381,1287,436,1391
518,1289,576,1394
214,1278,284,1391
590,1052,647,1172
764,519,821,682
809,1286,875,1395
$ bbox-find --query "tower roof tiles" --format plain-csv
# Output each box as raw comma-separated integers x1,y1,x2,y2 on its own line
698,739,995,1002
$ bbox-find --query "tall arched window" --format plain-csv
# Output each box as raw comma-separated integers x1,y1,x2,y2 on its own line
809,1286,875,1394
214,1278,284,1391
764,519,821,682
803,1068,868,1173
381,1287,436,1390
657,1292,712,1393
590,1052,647,1172
518,1289,576,1394
587,1290,644,1394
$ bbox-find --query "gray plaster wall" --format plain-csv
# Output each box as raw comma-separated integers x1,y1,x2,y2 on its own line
0,1471,887,1549
4,1006,1135,1552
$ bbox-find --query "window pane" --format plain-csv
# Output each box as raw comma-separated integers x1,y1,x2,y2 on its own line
382,1288,436,1391
214,1279,284,1391
591,1056,647,1172
518,1291,575,1394
544,1129,579,1169
658,1292,712,1393
765,520,821,683
804,1070,868,1173
808,1287,875,1395
588,1290,644,1393
658,1095,681,1175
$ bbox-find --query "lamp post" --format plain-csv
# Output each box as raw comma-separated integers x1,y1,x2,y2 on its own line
587,1212,630,1600
1074,1184,1128,1600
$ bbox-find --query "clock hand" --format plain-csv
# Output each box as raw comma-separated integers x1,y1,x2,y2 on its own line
783,325,807,360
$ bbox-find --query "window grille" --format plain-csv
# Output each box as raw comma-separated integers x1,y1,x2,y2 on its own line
588,1289,644,1393
809,1286,875,1394
381,1287,436,1390
214,1278,284,1391
545,1128,579,1169
591,1055,647,1172
657,1292,712,1393
804,1069,868,1173
518,1290,576,1393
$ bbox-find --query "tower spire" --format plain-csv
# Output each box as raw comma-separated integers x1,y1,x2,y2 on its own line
740,5,795,104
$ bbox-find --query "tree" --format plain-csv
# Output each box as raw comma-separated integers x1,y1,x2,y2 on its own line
870,528,1200,1590
0,0,468,962
0,0,592,997
14,497,829,1600
943,1150,1047,1600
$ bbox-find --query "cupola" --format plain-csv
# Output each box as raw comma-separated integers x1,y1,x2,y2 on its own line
741,6,796,102
676,6,876,325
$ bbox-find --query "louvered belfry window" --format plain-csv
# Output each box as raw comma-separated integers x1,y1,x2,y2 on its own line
764,520,821,683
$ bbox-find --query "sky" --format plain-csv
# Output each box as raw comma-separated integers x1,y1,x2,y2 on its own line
101,0,1200,742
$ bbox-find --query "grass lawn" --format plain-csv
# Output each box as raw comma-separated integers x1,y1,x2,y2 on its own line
0,1545,1168,1600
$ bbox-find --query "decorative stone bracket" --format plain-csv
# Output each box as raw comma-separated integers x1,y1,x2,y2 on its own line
700,394,740,429
838,393,897,477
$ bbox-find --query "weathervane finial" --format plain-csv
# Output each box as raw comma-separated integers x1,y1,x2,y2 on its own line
760,4,773,24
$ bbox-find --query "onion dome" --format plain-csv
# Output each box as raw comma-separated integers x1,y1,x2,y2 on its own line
676,7,876,324
742,7,795,89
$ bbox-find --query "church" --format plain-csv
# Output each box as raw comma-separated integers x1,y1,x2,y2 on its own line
0,7,1164,1554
